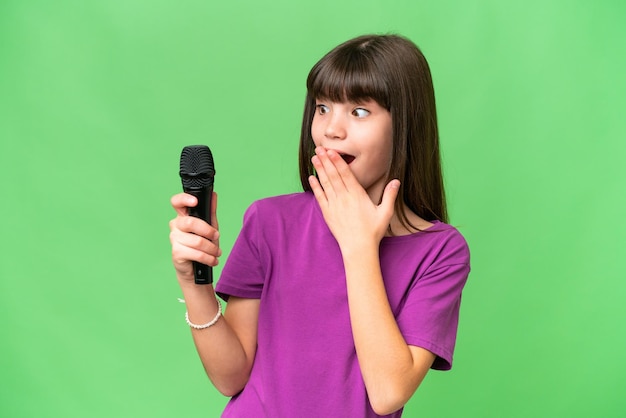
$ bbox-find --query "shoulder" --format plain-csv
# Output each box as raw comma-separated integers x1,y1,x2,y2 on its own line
424,222,470,267
430,221,469,250
249,192,315,212
241,192,320,231
382,221,470,268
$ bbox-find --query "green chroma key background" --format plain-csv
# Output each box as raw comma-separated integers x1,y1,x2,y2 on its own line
1,1,624,416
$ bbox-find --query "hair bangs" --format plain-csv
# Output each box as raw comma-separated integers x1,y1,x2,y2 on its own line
307,50,390,109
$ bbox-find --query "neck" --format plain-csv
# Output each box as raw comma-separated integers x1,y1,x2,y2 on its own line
387,208,434,237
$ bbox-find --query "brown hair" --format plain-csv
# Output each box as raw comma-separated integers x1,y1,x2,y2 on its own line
298,34,448,227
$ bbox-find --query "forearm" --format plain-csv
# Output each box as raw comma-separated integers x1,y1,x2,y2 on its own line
179,281,254,396
341,244,432,414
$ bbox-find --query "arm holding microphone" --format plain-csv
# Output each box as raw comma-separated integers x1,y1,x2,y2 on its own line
169,177,259,397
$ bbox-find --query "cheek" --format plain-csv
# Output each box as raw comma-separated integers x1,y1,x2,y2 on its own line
378,137,394,173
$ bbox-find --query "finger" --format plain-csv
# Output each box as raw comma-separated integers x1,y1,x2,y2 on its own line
172,240,221,267
316,147,347,192
325,149,360,191
171,227,221,257
170,215,219,241
308,175,328,207
171,193,198,216
311,153,336,199
380,179,401,216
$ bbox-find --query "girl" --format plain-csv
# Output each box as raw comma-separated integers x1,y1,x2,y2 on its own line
169,34,470,417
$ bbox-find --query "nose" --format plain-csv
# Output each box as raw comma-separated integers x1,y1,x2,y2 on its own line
324,112,347,140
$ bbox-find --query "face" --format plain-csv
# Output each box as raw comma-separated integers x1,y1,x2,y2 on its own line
311,98,393,202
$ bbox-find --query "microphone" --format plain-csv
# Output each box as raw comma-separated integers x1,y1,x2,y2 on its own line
179,145,216,285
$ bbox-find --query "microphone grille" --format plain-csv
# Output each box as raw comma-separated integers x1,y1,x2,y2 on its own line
179,145,215,188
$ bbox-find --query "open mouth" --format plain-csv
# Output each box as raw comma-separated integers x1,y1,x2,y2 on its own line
340,154,356,164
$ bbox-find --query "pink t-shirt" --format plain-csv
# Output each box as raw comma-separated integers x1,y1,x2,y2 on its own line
215,192,470,417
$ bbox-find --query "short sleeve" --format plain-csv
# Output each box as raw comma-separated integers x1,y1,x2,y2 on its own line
396,233,470,370
215,202,266,301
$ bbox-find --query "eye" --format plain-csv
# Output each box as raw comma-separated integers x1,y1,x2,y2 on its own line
352,108,370,118
316,104,330,115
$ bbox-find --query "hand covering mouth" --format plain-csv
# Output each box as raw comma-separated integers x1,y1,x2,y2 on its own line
339,153,355,164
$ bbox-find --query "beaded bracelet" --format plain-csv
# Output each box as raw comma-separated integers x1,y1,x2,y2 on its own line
184,296,222,330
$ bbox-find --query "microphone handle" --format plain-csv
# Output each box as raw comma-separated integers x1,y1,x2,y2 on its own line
186,186,214,285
